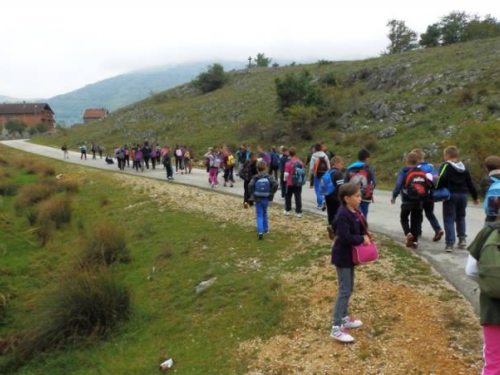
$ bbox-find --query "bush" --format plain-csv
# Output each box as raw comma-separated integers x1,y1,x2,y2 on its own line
15,182,59,209
5,120,27,135
192,63,228,93
26,163,56,177
320,72,338,87
56,179,79,193
0,157,8,166
36,195,72,229
317,59,334,66
275,69,323,111
486,101,500,114
284,105,319,141
80,223,131,267
0,182,17,196
16,268,131,362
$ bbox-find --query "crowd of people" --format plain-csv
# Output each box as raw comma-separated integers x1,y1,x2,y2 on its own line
63,140,500,372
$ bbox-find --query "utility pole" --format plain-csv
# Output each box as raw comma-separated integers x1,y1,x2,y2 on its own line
247,56,252,69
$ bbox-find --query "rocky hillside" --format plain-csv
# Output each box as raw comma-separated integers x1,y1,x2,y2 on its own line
35,38,500,184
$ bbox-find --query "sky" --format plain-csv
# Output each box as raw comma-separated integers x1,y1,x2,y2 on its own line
1,0,498,98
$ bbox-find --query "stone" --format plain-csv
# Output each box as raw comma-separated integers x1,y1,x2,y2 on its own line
195,277,217,294
410,103,426,113
368,100,390,119
376,126,397,139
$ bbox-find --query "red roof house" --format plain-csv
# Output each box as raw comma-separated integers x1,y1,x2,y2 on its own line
83,108,109,123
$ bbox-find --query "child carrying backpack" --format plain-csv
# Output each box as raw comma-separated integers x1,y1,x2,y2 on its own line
249,161,279,240
345,149,376,218
391,152,433,249
322,156,345,240
283,147,305,218
309,143,331,210
466,222,500,374
480,156,500,226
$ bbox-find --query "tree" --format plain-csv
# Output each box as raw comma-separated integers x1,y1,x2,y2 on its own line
419,23,441,47
35,123,50,133
463,15,500,41
386,19,418,54
5,120,27,135
192,63,228,93
440,11,470,45
255,53,272,67
275,70,323,112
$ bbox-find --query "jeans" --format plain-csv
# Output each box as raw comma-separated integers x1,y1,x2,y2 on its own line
423,199,442,233
333,267,354,327
285,185,302,213
144,156,150,169
359,201,370,218
165,163,173,178
255,199,269,234
400,201,423,241
313,176,325,207
280,177,287,198
443,193,468,245
223,167,234,183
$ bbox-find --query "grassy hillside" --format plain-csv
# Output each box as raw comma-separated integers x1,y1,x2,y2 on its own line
35,38,500,184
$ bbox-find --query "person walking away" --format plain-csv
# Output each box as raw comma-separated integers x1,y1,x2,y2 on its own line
283,147,305,218
269,146,280,180
466,222,500,375
309,143,331,210
249,161,279,240
209,147,222,187
323,156,345,240
150,145,157,170
184,148,193,174
279,147,290,199
98,145,104,159
156,143,161,164
345,149,376,218
124,145,130,167
142,142,152,170
412,148,444,241
80,144,87,160
480,156,500,227
321,142,334,160
223,148,236,187
241,153,258,208
162,147,174,180
61,144,69,160
435,146,479,252
236,144,249,177
391,152,433,249
91,142,97,159
134,146,144,172
330,184,369,343
117,146,126,170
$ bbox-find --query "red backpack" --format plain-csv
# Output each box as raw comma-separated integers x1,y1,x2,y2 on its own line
403,168,432,201
348,166,372,200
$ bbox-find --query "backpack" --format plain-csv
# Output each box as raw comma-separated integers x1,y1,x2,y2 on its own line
484,176,500,217
403,168,432,201
291,162,306,186
477,229,500,299
314,156,329,177
118,149,125,159
348,165,372,200
227,154,235,167
254,176,271,198
213,155,222,168
184,151,191,159
320,169,337,196
270,153,279,169
175,149,183,157
240,161,251,180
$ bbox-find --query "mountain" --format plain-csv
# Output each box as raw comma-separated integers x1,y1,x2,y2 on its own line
34,38,500,184
47,61,247,125
0,94,21,103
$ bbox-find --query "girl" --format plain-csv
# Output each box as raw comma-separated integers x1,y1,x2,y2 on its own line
330,183,370,343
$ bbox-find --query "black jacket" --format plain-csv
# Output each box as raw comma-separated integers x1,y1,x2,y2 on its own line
436,161,478,200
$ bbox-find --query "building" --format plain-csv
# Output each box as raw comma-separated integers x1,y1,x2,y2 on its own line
0,103,55,131
83,108,109,123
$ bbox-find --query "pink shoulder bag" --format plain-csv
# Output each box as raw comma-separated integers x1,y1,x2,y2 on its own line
352,212,379,265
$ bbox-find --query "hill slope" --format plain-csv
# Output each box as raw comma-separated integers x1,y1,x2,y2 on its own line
36,38,500,183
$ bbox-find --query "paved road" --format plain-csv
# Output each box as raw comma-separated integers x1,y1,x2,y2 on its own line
1,140,483,311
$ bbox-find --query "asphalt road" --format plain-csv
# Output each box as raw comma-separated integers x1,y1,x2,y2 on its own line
1,140,483,312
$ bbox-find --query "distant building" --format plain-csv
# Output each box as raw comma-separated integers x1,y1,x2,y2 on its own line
0,102,55,131
83,108,109,123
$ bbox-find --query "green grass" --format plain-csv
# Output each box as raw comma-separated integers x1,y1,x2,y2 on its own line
0,145,324,374
33,37,500,185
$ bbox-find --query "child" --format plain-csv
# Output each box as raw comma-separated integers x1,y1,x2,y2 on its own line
330,183,369,343
222,147,236,187
412,148,444,241
391,152,432,249
345,149,376,218
309,143,331,210
279,146,290,199
466,221,500,374
435,146,479,252
242,153,258,208
283,147,305,218
248,161,279,240
324,156,345,240
480,156,500,226
162,147,174,180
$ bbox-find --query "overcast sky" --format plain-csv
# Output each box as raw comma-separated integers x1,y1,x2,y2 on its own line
1,0,498,98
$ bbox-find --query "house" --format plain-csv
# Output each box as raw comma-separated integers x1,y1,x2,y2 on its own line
0,102,55,131
83,108,109,123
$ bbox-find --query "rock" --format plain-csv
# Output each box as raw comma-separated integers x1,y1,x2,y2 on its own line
376,127,397,139
410,103,426,113
368,100,390,119
444,125,458,137
195,277,217,294
339,112,353,130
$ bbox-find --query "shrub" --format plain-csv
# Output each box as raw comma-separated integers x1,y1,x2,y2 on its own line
284,105,319,141
486,101,500,114
80,223,131,267
16,268,131,362
320,72,338,87
57,179,79,193
5,120,27,135
0,157,8,166
36,195,72,229
15,182,59,209
0,182,17,196
26,163,56,177
192,63,228,93
275,69,323,111
317,59,334,66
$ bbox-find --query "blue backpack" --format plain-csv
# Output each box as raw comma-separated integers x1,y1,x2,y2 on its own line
320,169,336,196
270,152,280,169
254,176,271,197
484,176,500,217
291,162,306,186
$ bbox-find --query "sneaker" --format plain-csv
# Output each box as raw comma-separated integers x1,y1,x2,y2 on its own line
433,230,444,242
458,239,467,249
243,202,249,209
295,213,302,218
283,210,291,216
230,184,234,188
330,326,354,343
258,233,264,240
445,244,454,252
321,202,327,212
327,225,335,240
342,316,363,329
316,205,323,210
412,242,418,249
405,233,414,248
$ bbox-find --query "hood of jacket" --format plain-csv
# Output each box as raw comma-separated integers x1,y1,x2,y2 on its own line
447,161,466,173
347,161,366,170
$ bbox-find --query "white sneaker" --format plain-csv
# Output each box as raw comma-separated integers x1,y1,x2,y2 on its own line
283,210,291,216
330,326,354,343
342,316,363,329
296,213,302,218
